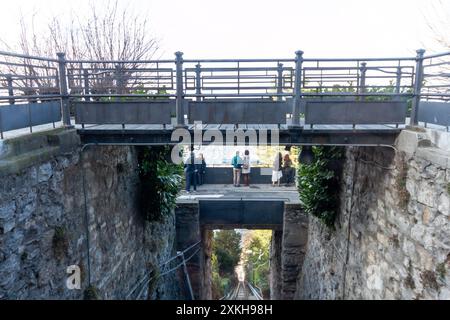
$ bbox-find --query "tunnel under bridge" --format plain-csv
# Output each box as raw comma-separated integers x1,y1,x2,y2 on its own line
175,178,308,300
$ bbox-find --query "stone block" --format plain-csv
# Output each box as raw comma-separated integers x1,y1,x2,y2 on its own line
0,201,16,220
417,180,437,207
438,193,449,216
396,130,420,155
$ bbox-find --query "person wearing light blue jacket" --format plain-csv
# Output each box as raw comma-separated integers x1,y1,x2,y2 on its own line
231,151,243,187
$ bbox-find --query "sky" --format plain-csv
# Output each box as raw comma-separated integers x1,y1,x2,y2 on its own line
0,0,448,59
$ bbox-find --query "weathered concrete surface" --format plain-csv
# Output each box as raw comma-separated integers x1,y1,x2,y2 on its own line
0,131,180,299
297,129,450,300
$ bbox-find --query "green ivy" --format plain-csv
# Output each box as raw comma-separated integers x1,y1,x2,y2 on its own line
297,146,345,229
138,146,183,221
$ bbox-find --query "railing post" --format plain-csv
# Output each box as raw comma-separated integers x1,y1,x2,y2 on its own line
277,62,283,101
292,50,304,126
83,69,90,102
395,65,402,101
359,62,367,95
195,63,202,101
57,52,72,127
410,49,425,126
6,75,14,105
115,64,125,95
175,51,185,127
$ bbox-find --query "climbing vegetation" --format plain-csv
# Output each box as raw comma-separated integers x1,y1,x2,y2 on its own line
138,146,183,221
297,146,345,229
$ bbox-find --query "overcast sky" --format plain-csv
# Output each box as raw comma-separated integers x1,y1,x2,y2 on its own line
0,0,448,59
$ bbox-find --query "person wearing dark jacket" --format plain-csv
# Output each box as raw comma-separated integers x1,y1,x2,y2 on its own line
184,147,197,192
196,153,206,185
282,153,295,186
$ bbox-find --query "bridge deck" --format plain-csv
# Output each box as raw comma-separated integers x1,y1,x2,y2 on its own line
77,122,404,145
176,184,300,204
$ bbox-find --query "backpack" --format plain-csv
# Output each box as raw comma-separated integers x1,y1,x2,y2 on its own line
232,156,242,169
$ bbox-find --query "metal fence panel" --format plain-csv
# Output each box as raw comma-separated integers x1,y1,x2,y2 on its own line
74,101,174,124
0,101,61,132
305,101,407,125
418,101,450,127
188,100,290,124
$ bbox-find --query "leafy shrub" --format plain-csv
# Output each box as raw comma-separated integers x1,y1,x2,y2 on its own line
212,230,241,276
138,146,183,221
297,146,345,228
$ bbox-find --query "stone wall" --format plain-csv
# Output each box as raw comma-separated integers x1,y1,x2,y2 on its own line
268,205,308,300
281,204,309,299
175,202,205,299
297,129,450,300
0,131,180,299
269,230,282,299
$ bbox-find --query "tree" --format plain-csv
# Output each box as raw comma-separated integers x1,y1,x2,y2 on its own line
212,230,241,276
0,0,159,95
241,230,272,296
423,0,450,51
1,0,158,61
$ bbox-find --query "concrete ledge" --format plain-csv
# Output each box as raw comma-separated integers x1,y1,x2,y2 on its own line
425,127,450,151
396,128,450,168
0,129,80,177
0,146,60,177
415,147,450,168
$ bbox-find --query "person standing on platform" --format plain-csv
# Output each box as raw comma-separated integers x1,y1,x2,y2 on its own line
242,150,251,187
184,147,197,193
231,151,243,187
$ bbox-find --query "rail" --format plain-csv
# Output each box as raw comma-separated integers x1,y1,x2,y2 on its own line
221,281,263,300
1,48,449,138
247,282,264,300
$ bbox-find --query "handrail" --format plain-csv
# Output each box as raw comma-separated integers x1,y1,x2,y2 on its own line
423,51,450,60
125,241,201,300
0,50,59,62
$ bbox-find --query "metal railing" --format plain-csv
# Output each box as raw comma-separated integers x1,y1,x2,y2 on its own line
422,51,450,101
1,48,450,137
0,50,60,103
125,241,201,300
